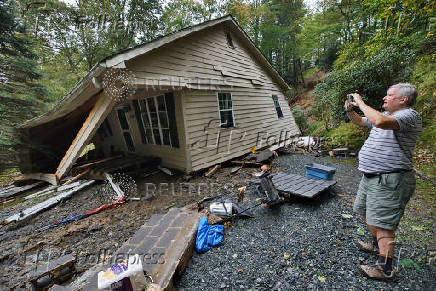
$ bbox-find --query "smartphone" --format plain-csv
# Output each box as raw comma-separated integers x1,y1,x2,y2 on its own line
348,95,354,103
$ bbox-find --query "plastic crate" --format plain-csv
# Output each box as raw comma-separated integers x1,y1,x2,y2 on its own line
305,163,336,180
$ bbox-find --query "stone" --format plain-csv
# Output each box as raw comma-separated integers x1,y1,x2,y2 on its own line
87,225,103,232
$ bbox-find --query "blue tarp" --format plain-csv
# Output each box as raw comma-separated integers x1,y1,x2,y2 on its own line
195,216,224,253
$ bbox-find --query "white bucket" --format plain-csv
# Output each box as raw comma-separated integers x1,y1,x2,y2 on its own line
209,202,233,216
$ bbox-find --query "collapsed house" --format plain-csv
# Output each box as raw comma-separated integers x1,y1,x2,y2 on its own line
16,15,300,185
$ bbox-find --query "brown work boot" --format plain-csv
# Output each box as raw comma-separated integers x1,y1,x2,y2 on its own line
357,239,379,254
360,264,395,280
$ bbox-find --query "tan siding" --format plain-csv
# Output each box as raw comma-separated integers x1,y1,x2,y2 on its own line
183,89,299,172
122,24,299,173
126,26,282,90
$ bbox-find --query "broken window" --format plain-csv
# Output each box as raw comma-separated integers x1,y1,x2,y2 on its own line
272,95,283,118
217,92,235,128
135,94,178,147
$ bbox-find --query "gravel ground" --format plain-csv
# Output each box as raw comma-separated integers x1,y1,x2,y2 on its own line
176,154,435,290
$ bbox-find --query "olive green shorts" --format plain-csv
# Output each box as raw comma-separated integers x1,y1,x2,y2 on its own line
353,171,416,231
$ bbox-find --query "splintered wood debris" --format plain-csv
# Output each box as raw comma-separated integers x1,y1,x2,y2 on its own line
2,180,95,225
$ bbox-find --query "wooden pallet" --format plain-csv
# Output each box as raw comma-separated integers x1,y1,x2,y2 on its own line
271,172,336,198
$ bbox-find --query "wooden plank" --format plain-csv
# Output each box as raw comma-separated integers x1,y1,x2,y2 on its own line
62,169,90,186
2,180,95,225
205,164,221,177
0,182,44,201
16,173,58,185
24,185,57,200
56,92,115,179
75,155,122,170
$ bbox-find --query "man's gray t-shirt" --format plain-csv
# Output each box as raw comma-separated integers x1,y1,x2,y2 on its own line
358,107,422,173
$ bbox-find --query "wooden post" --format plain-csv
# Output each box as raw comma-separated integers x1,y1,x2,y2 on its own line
56,91,115,180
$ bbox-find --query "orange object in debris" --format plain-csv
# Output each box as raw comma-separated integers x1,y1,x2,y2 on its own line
261,164,270,172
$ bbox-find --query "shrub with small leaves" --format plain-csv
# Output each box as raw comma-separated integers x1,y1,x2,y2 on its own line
313,44,415,125
292,106,308,135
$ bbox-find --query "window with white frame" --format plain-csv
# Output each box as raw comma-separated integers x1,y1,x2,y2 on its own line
272,95,283,118
133,95,173,147
217,92,235,128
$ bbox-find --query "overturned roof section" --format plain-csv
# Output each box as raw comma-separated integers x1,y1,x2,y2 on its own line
20,15,290,129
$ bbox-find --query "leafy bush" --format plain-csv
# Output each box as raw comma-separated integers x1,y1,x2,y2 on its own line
292,106,308,135
319,122,369,149
411,52,436,153
313,44,416,127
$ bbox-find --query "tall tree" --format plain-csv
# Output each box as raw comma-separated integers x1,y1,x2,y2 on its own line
0,0,48,170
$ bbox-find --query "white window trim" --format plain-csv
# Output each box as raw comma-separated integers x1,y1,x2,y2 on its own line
139,95,173,147
136,99,152,144
216,92,236,128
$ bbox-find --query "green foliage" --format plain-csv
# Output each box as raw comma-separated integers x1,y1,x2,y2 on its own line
319,122,369,149
313,43,416,125
228,0,306,86
399,258,422,272
0,0,49,171
291,106,308,135
411,52,436,121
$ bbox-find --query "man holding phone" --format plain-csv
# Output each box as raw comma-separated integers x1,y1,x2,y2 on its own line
344,83,422,279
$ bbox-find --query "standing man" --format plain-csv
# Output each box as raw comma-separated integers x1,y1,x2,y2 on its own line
345,83,422,280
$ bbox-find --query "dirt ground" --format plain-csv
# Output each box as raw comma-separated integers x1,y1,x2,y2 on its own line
0,164,255,289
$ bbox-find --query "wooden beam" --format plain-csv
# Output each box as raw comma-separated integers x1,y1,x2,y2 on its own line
75,155,122,170
2,180,95,225
16,173,58,185
56,92,115,180
62,169,90,186
0,181,44,201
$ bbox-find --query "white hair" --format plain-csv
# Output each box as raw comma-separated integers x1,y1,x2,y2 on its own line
389,83,418,106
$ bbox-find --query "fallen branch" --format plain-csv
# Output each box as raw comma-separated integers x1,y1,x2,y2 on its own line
414,168,436,186
205,164,221,177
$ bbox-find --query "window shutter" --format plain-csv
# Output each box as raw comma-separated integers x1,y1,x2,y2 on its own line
164,92,179,148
